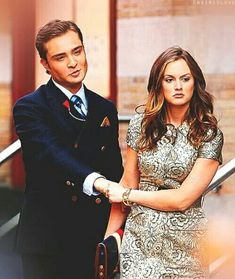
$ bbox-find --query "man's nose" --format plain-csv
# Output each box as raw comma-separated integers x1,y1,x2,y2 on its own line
67,56,77,67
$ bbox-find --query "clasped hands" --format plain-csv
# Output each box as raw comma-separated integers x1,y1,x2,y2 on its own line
94,177,130,204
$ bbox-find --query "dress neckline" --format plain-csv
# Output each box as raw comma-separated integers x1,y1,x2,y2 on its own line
166,121,187,130
161,122,189,145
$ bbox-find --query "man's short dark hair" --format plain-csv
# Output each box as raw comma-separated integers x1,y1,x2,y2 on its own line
35,19,83,59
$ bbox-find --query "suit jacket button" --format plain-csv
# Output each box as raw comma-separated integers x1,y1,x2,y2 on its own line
66,180,71,186
95,197,102,204
101,145,106,151
74,143,79,149
71,195,78,202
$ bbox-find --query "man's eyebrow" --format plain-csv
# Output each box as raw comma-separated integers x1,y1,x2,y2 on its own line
73,45,83,50
51,52,65,59
51,45,83,59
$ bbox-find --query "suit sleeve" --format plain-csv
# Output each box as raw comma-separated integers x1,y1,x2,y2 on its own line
13,97,94,187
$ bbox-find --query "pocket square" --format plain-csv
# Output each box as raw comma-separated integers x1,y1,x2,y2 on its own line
100,116,111,127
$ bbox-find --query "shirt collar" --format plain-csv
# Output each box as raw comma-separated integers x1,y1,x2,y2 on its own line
52,79,87,108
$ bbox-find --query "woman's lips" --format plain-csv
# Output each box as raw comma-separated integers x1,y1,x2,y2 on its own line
173,93,184,98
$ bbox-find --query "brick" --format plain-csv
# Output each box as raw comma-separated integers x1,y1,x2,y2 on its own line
0,83,12,186
117,0,235,18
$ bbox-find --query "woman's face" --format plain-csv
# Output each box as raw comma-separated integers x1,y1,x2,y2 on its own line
162,59,194,108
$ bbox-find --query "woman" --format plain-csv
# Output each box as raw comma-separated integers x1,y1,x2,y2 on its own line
95,46,223,278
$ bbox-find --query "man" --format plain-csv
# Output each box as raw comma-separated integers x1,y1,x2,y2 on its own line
13,19,123,279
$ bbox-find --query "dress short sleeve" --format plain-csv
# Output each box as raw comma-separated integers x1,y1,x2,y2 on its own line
126,114,143,151
198,128,223,164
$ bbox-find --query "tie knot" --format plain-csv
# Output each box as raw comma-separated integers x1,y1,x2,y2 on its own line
70,95,83,106
69,95,86,121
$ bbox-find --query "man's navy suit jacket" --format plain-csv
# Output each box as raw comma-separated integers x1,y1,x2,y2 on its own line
13,79,123,257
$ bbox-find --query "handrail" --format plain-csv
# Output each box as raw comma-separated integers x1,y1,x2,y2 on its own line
0,213,20,238
0,118,234,235
209,252,234,275
0,116,132,165
0,139,21,165
0,136,234,196
117,114,132,122
203,157,235,196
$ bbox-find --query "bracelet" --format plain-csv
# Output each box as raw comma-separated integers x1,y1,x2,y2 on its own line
122,188,134,206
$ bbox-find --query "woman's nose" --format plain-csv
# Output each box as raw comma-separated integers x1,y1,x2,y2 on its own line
174,79,182,90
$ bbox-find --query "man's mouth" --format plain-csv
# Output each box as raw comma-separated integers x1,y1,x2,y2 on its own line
70,70,80,77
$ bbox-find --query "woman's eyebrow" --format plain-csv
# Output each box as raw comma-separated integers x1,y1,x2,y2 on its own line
164,73,191,78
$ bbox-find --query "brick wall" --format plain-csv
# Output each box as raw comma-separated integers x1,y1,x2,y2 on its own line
118,0,235,17
206,74,235,165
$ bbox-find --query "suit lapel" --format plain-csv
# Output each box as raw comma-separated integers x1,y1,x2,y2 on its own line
84,86,103,127
43,81,104,139
44,79,77,134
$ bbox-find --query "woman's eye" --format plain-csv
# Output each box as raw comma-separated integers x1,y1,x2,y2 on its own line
165,78,173,83
182,76,190,82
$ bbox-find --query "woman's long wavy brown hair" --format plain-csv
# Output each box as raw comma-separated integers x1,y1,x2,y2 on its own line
138,46,218,151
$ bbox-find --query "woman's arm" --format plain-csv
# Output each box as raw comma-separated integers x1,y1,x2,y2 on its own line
94,146,140,237
108,157,219,212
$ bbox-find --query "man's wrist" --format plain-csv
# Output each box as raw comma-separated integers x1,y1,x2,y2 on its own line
93,176,108,193
83,172,105,196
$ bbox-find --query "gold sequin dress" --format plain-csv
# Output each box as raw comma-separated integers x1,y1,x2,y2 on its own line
120,114,223,279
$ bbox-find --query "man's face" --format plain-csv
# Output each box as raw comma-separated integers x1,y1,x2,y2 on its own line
41,30,88,93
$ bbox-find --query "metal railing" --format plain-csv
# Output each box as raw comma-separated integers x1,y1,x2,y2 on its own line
1,140,234,197
0,213,20,238
0,139,21,165
204,158,235,195
0,115,132,164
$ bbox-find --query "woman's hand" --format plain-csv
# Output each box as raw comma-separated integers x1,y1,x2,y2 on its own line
106,183,126,203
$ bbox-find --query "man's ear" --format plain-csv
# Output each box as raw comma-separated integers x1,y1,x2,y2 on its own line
40,58,50,74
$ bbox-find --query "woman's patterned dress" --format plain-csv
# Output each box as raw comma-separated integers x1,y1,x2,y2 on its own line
120,113,223,279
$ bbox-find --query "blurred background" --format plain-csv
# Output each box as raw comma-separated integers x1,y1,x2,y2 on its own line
0,0,235,278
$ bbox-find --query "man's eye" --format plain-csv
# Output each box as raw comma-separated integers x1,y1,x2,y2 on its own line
56,56,64,61
74,48,83,56
74,50,81,55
